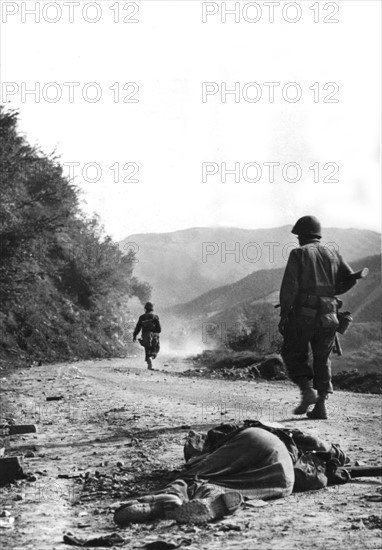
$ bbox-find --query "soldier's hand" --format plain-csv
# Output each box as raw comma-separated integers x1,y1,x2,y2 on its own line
278,318,287,336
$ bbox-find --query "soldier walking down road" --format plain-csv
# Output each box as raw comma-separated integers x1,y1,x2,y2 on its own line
278,216,357,420
133,302,161,370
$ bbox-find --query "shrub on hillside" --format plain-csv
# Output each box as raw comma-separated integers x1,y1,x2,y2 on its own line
341,322,382,350
0,107,150,364
226,313,282,354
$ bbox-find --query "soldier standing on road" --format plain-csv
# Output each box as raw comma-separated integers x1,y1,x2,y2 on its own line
133,302,161,370
278,216,356,419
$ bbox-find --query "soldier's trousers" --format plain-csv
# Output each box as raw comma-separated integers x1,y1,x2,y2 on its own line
141,332,160,361
281,310,337,394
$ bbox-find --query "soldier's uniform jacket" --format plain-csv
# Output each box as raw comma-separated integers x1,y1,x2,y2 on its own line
280,239,355,319
133,313,161,339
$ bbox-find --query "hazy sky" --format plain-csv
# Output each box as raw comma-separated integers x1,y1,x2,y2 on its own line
1,0,381,239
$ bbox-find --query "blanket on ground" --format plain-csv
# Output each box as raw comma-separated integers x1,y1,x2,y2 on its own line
182,421,349,497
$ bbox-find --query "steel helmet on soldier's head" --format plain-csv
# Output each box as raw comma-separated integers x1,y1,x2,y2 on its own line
144,302,154,311
291,216,322,238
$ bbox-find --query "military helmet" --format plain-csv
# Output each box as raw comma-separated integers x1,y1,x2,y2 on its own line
291,216,322,238
144,302,154,311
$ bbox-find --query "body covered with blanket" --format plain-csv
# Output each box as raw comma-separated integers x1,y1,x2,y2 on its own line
114,420,349,525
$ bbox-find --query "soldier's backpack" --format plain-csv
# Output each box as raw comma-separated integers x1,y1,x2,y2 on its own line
141,316,159,333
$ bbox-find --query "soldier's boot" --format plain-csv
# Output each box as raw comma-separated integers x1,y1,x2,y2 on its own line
114,494,182,526
293,378,317,415
146,358,153,370
307,393,328,420
170,492,243,524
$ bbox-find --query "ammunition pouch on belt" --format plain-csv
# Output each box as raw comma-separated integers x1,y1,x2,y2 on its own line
296,294,339,330
318,297,337,314
293,293,353,339
317,297,339,330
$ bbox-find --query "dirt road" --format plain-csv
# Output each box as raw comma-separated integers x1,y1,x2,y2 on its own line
1,356,381,549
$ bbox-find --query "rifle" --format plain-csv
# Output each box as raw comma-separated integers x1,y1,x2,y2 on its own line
337,267,369,295
343,267,369,281
327,463,382,484
345,465,382,478
312,452,382,484
334,269,368,347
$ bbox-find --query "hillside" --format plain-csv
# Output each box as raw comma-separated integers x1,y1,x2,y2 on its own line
120,227,380,306
0,107,149,366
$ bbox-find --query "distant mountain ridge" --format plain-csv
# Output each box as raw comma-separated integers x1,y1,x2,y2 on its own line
170,254,381,328
120,226,381,306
